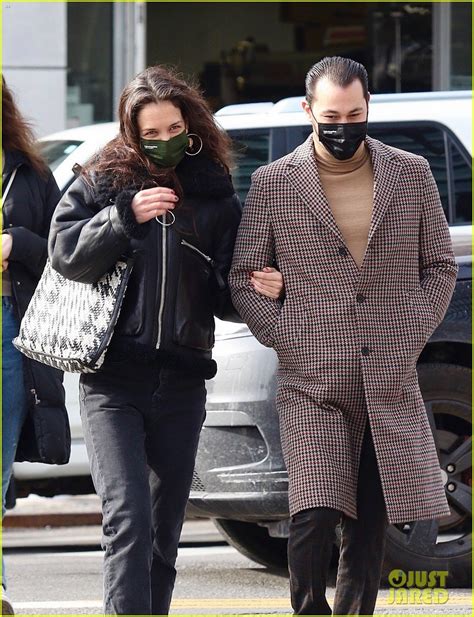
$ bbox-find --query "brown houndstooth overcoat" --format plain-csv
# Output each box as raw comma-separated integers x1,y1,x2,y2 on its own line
228,134,458,525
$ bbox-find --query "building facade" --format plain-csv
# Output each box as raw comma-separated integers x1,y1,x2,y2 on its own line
3,1,472,137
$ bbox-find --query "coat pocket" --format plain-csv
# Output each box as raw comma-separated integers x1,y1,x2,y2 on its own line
271,292,308,367
403,285,437,336
173,240,215,351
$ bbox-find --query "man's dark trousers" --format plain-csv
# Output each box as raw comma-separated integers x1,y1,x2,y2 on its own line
288,412,389,615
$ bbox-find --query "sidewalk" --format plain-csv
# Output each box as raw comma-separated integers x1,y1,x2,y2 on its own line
3,494,223,548
4,494,102,527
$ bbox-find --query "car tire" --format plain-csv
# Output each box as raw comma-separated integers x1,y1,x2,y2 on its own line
214,518,340,573
382,363,472,587
214,518,289,572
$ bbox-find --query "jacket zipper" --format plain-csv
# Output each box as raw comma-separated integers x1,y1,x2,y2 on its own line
2,165,21,229
9,268,41,407
31,388,41,405
156,215,168,348
180,238,214,264
180,238,226,290
4,162,41,409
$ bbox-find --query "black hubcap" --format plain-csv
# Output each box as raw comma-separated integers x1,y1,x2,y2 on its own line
388,397,471,559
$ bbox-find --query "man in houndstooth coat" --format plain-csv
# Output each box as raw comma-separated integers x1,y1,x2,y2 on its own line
228,56,458,615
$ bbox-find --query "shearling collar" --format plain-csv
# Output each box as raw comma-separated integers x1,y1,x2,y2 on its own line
174,151,235,198
88,152,235,241
91,152,234,207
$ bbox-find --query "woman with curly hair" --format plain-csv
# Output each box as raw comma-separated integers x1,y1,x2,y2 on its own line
48,65,284,615
2,76,66,615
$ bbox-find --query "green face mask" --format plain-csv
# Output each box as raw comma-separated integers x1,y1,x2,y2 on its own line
140,130,189,168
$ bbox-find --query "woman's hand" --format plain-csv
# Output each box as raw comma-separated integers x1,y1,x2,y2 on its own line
131,187,178,224
250,266,285,300
2,233,12,262
2,260,8,272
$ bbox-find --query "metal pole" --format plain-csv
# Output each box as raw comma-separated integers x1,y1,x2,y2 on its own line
113,2,147,115
432,2,451,90
392,11,402,93
134,2,147,76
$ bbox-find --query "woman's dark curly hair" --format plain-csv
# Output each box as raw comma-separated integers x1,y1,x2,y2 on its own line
2,76,48,176
82,65,233,196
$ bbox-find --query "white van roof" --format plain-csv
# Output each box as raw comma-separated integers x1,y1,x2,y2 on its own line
216,91,472,153
216,90,472,116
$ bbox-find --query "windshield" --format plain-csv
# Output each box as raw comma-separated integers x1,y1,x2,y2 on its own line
39,140,83,171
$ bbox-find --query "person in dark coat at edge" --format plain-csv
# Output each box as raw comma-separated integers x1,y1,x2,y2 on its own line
228,56,458,616
47,65,284,615
2,77,68,616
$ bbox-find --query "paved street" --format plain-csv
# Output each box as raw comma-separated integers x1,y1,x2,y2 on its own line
2,496,471,615
3,524,472,615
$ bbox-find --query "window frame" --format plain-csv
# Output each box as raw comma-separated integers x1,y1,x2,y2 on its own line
285,120,471,226
227,128,274,204
366,120,471,226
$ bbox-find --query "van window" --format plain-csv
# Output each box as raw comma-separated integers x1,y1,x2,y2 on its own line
39,140,83,172
450,140,471,225
228,130,270,203
369,123,472,225
286,123,471,225
367,124,450,218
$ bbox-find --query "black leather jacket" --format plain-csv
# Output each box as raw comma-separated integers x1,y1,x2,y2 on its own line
48,154,243,379
2,149,69,464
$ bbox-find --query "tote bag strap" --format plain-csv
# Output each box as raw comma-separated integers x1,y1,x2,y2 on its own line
2,167,18,204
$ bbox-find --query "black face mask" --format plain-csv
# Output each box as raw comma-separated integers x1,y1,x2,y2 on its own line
310,108,368,161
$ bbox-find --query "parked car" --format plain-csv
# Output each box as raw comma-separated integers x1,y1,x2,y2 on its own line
13,91,472,585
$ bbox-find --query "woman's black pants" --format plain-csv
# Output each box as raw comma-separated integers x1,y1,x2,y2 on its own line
79,365,207,615
288,417,389,615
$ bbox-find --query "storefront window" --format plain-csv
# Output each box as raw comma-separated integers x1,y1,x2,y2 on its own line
148,2,472,106
67,3,113,127
450,2,472,89
370,3,432,93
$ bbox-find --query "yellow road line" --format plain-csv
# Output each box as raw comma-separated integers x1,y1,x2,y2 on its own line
12,595,472,611
168,595,472,608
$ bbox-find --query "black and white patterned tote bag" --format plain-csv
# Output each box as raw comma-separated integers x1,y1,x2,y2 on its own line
13,257,134,373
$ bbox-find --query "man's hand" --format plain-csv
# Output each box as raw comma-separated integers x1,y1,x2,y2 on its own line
250,266,284,300
2,233,12,262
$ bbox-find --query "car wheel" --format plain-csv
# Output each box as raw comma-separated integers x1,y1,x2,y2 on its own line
214,518,340,573
214,518,289,571
383,363,472,587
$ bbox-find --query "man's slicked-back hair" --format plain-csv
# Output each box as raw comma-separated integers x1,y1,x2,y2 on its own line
305,56,369,104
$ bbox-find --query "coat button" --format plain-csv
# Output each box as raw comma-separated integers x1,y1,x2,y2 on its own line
356,293,366,303
361,346,370,356
338,246,347,256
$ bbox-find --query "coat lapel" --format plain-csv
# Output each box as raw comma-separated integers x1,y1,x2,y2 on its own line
284,133,402,256
365,135,402,248
284,135,345,244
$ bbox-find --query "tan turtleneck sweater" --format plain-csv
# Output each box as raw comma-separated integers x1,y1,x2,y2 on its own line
312,134,374,269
